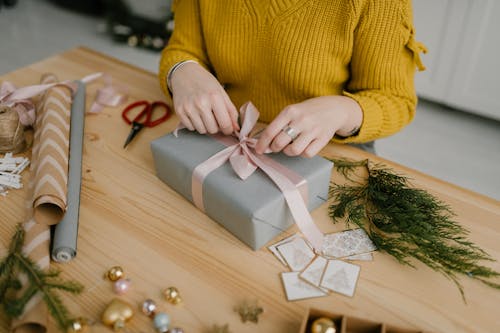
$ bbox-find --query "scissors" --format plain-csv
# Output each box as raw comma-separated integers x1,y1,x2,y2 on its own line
122,100,171,148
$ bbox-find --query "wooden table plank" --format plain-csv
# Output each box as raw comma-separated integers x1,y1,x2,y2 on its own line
1,47,499,333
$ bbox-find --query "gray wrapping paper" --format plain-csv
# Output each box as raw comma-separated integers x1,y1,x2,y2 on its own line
51,81,85,262
151,130,333,250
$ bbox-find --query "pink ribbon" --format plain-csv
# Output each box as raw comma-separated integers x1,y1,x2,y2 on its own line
0,72,128,125
175,102,324,250
87,74,128,114
0,73,104,126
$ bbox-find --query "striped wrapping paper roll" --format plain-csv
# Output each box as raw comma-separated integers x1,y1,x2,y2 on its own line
32,73,71,225
11,74,72,333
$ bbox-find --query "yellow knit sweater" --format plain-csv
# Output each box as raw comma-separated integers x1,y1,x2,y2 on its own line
159,0,426,143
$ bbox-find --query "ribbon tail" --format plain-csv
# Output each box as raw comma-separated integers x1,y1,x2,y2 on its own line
6,82,60,101
0,81,16,99
246,150,324,250
87,102,103,114
81,72,103,84
191,145,239,211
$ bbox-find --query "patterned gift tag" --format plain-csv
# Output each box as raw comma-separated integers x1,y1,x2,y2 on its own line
276,237,315,271
321,228,377,259
320,259,361,297
281,272,328,301
299,255,328,287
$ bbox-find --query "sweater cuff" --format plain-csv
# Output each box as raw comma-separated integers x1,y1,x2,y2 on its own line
332,91,384,144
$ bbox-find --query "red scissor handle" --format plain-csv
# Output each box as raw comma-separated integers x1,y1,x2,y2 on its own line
122,100,150,125
122,101,171,127
147,101,171,127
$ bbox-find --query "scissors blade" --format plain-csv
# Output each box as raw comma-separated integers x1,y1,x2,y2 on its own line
123,122,145,148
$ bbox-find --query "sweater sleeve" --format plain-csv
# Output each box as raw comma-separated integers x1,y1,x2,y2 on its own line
334,0,426,144
158,0,211,97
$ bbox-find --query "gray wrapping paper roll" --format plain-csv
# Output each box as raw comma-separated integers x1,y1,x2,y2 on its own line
51,81,85,262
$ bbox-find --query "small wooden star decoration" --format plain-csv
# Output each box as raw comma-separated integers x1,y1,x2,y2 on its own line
234,300,264,323
209,324,231,333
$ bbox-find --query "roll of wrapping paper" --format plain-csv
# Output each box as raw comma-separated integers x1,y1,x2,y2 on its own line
32,74,71,225
11,221,51,333
11,73,71,333
51,81,85,262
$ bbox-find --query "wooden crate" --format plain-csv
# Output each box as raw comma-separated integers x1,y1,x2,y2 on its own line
300,308,428,333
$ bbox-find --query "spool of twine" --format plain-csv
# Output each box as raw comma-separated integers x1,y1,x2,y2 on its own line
0,105,26,154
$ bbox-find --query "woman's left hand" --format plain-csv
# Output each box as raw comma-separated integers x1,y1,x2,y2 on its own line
254,96,363,157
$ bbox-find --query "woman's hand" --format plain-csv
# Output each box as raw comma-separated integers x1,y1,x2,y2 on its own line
255,96,363,157
170,62,239,135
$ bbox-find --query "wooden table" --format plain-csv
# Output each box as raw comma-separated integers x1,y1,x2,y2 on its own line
1,47,499,333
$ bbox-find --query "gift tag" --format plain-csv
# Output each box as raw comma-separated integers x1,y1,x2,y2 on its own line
346,253,373,261
268,234,301,266
322,228,377,259
281,272,328,301
320,259,360,297
299,255,327,287
277,237,315,271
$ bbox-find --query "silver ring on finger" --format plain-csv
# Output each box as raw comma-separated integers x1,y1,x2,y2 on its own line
282,125,299,141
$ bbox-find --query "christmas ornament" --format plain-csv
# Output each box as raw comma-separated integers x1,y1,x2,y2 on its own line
102,298,134,331
113,278,132,295
153,312,170,333
141,298,157,317
105,266,132,295
310,317,336,333
234,300,263,323
140,298,184,333
106,266,125,281
163,286,182,305
67,317,91,333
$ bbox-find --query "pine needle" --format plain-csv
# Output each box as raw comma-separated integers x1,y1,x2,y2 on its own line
0,224,84,331
328,158,500,301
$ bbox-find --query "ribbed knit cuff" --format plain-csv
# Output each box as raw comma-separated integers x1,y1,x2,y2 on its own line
333,91,384,144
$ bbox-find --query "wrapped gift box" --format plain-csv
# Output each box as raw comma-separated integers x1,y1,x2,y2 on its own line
151,129,333,250
300,308,430,333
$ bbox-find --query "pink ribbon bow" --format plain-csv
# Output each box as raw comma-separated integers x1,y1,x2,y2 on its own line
176,102,324,250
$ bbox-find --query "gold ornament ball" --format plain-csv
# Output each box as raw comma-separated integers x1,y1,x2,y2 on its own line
67,318,88,333
310,317,336,333
163,286,182,305
107,266,125,281
102,298,134,331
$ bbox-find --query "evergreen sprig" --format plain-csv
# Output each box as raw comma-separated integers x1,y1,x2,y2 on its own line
328,158,500,300
0,224,84,331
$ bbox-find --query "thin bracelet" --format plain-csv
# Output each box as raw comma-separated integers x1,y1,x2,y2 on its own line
166,60,198,93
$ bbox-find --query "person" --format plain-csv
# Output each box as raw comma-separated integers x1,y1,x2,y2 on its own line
159,0,426,156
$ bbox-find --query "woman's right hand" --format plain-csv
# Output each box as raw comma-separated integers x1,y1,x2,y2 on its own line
170,62,239,135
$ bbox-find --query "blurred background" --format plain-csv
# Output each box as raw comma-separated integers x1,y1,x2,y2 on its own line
1,0,499,200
